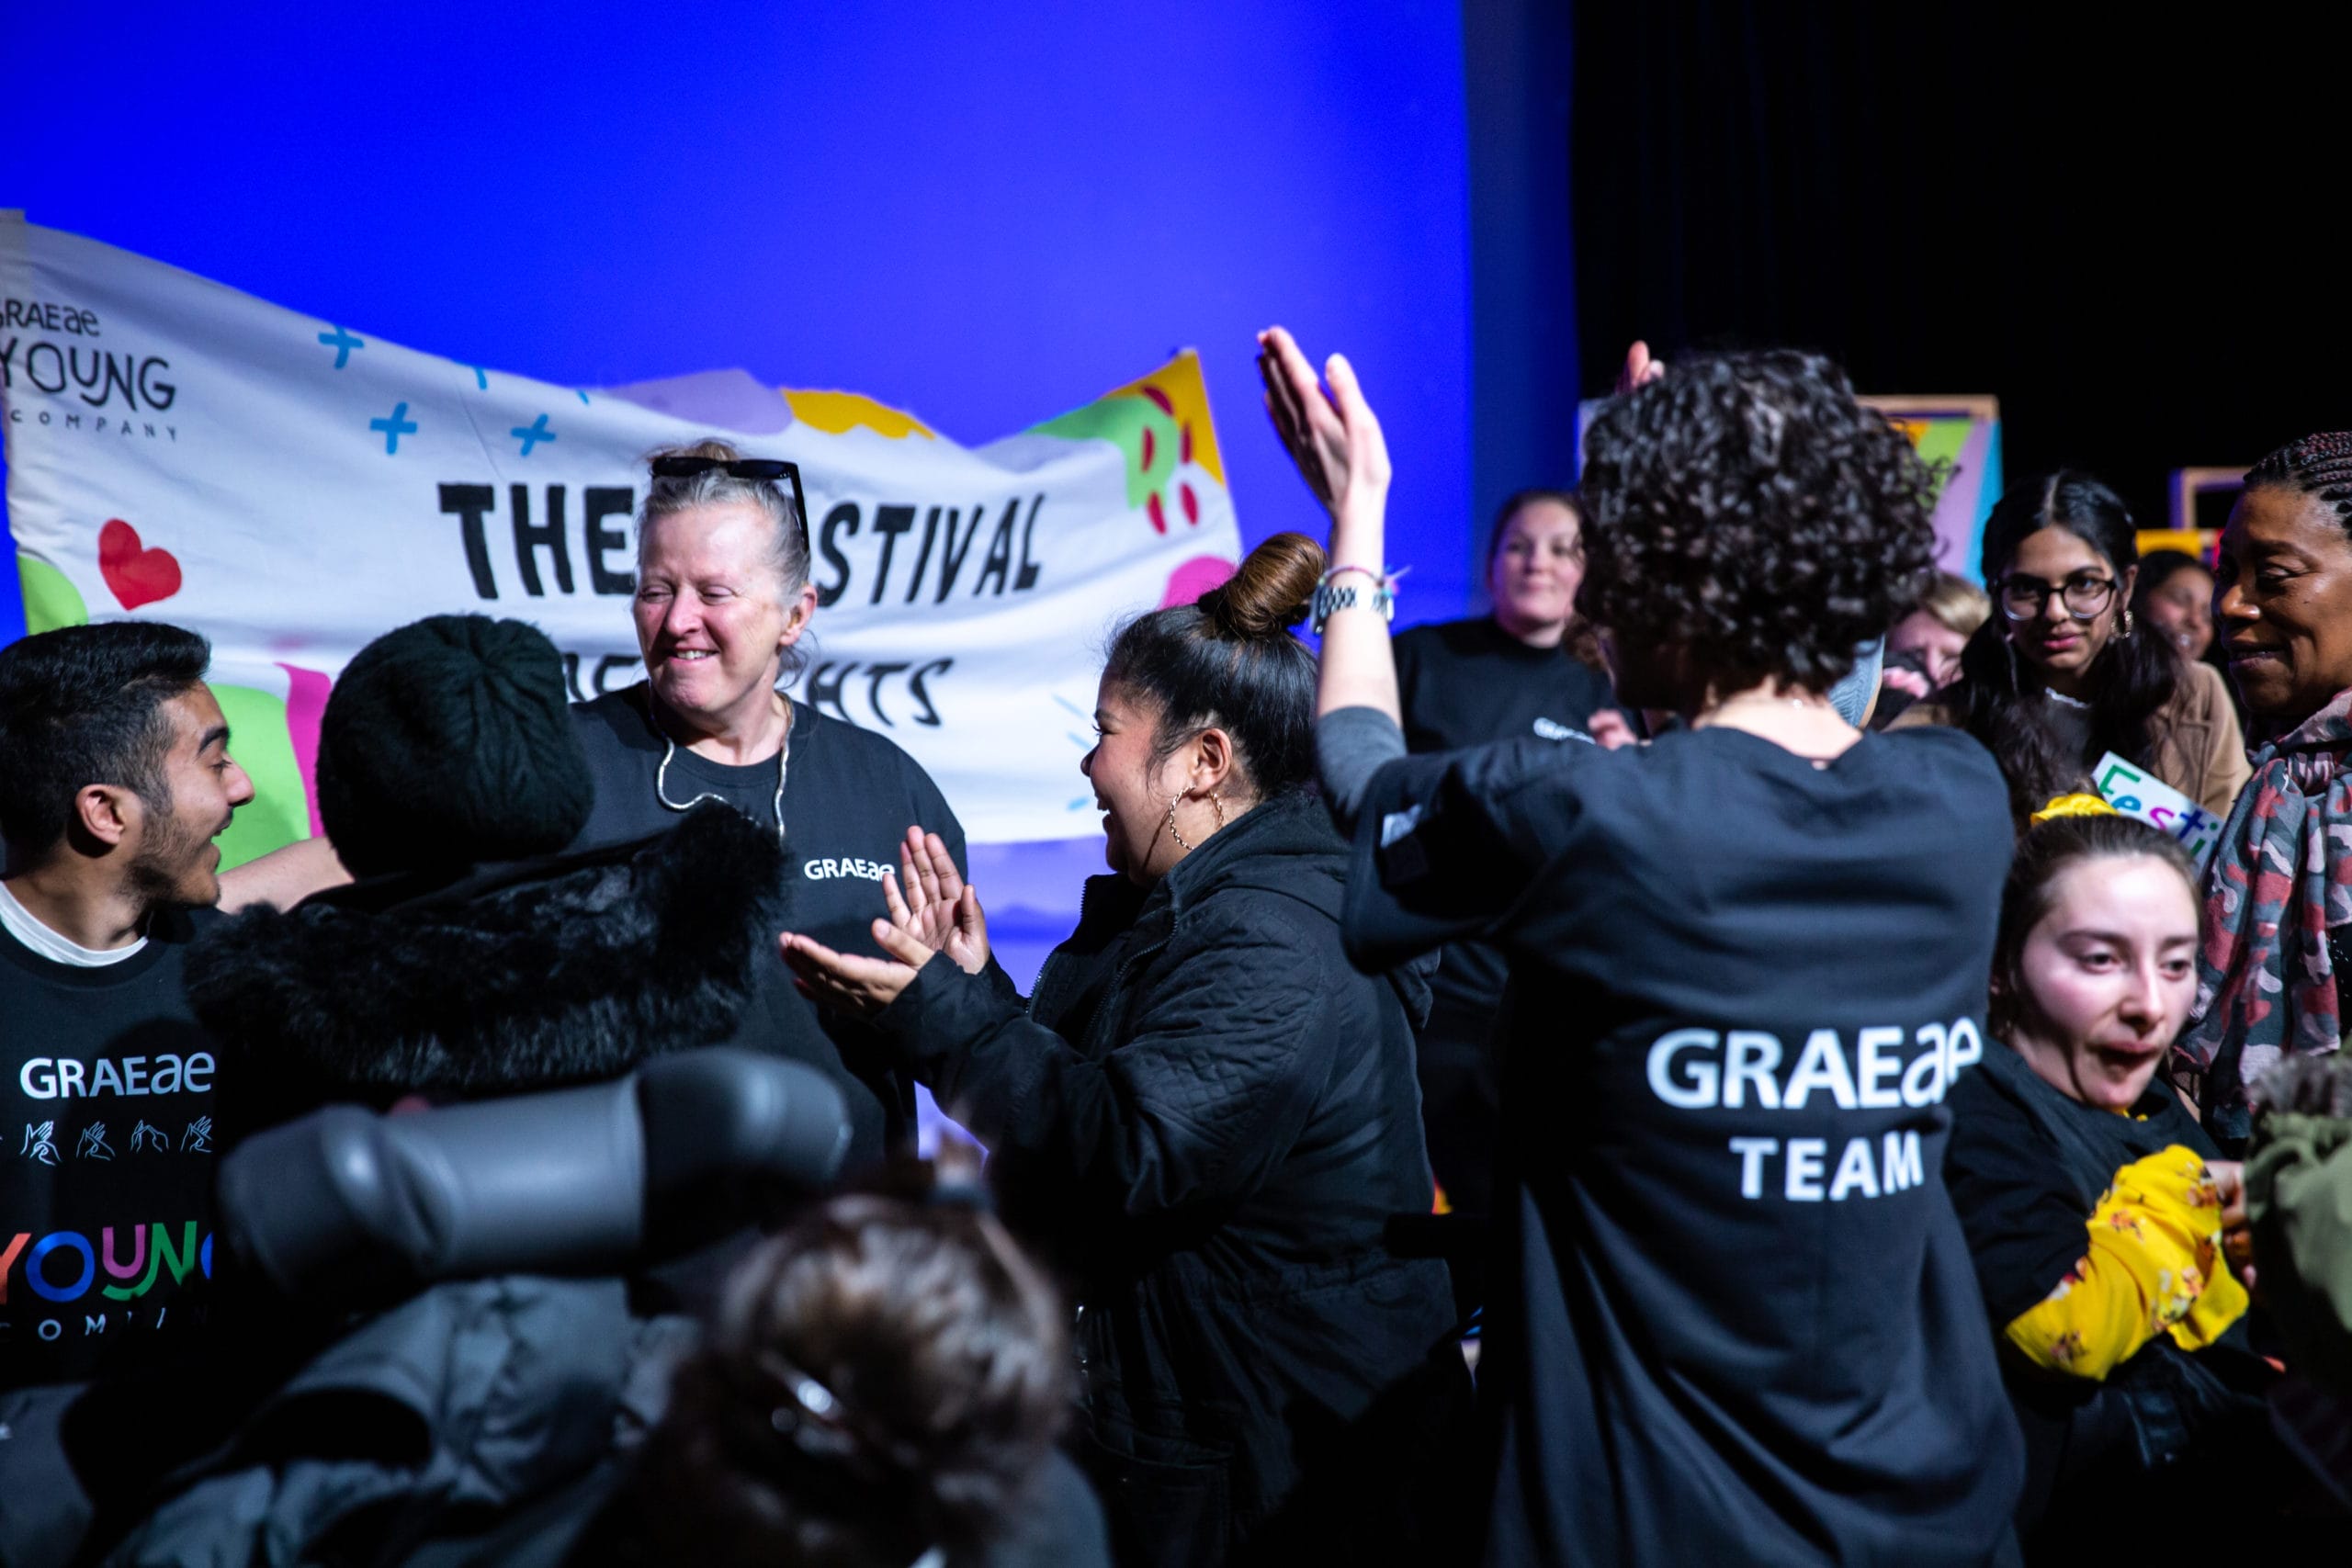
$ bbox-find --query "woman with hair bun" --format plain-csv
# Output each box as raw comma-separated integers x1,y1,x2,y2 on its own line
781,533,1469,1567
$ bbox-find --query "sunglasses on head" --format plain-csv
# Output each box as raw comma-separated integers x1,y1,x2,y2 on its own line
650,456,808,547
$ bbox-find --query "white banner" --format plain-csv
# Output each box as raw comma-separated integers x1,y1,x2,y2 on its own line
0,212,1242,859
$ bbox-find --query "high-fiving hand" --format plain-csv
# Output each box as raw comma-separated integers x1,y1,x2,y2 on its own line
1257,326,1391,525
882,826,989,976
779,827,992,1020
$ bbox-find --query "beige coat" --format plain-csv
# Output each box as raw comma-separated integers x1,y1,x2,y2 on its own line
1891,658,2251,818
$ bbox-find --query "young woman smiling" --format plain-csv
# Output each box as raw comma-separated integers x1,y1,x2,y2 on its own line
1386,490,1623,1225
2181,431,2352,1147
1943,811,2278,1550
1893,472,2248,827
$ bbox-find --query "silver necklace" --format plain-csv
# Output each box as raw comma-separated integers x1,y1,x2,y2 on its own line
650,697,789,842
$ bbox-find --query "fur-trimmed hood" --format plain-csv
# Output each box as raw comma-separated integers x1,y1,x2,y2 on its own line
187,804,785,1122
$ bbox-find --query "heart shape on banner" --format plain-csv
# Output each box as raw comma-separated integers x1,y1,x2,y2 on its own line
97,519,183,610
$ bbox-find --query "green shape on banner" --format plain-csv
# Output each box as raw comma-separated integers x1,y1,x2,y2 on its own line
1911,416,1974,501
18,553,90,634
1026,396,1180,509
209,683,311,871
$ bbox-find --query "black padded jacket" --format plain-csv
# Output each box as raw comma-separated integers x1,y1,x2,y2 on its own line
872,790,1470,1567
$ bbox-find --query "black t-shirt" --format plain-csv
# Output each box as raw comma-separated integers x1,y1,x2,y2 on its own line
1945,1039,2221,1325
1344,725,2025,1564
1392,617,1620,1033
1391,615,1619,755
1942,1039,2267,1531
568,685,971,1165
1,905,221,1390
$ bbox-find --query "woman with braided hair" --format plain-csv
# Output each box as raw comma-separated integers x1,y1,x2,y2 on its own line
2180,431,2352,1148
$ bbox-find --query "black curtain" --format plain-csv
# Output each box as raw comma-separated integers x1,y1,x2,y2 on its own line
1571,5,2352,540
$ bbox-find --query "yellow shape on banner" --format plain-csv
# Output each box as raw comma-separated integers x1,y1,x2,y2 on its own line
1102,351,1226,483
17,552,90,634
780,389,937,440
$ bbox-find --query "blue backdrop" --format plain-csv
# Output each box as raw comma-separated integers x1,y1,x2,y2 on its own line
2,0,1476,646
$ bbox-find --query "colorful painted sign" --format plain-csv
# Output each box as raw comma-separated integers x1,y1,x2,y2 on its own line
2092,751,2224,869
0,213,1241,860
1860,396,2004,582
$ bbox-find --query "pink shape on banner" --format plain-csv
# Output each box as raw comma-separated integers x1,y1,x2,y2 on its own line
277,662,334,839
1159,555,1235,609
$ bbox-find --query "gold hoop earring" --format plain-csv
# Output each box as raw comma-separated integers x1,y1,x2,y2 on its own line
2119,604,2135,637
1165,796,1193,852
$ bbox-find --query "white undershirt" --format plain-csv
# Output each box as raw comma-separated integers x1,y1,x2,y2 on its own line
0,878,147,967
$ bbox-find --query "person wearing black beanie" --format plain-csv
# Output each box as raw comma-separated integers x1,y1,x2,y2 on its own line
312,615,594,877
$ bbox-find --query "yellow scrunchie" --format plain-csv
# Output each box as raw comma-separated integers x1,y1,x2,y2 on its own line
2031,792,2119,824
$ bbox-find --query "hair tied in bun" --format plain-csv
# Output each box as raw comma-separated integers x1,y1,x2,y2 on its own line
1203,532,1327,641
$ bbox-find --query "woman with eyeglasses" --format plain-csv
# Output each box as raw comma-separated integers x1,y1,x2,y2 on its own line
1892,471,2248,828
565,438,979,1169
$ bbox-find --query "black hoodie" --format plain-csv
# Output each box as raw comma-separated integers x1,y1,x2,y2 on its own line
870,790,1467,1568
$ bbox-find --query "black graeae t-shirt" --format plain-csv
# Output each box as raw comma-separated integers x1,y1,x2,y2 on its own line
1391,616,1619,755
1343,724,2024,1565
1,906,222,1389
1392,615,1620,1031
568,684,970,1164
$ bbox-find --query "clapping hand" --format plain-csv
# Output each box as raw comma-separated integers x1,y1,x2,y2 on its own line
881,826,990,976
1257,326,1391,525
780,923,932,1019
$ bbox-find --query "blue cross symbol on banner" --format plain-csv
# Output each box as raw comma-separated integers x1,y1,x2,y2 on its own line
317,324,366,368
510,412,556,456
369,402,419,455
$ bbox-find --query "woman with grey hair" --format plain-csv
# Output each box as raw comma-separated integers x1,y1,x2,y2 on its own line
567,439,978,1169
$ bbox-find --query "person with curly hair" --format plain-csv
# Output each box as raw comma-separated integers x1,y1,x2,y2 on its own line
1891,473,2248,829
1266,329,2024,1563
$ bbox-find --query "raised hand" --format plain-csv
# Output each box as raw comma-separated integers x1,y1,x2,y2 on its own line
779,925,933,1019
1257,326,1391,525
1616,339,1667,396
881,827,990,975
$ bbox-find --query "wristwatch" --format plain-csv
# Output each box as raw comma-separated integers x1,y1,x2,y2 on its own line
1311,578,1394,636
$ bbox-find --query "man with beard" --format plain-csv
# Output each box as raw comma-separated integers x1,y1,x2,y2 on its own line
0,622,254,1389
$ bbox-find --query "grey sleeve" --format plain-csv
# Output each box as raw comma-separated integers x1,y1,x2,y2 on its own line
1316,706,1408,830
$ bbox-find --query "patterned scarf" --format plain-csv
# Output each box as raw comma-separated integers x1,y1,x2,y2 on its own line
2180,686,2352,1143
